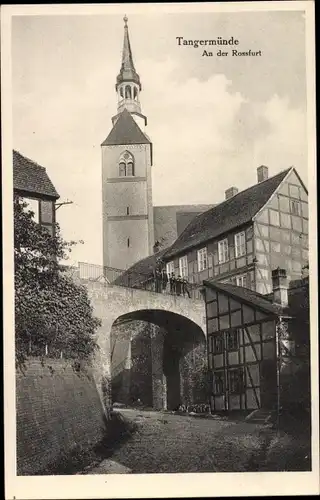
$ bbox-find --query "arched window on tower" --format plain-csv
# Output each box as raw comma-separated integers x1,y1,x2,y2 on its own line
119,151,135,177
133,87,138,100
119,162,126,177
127,161,134,176
120,87,124,98
125,85,131,99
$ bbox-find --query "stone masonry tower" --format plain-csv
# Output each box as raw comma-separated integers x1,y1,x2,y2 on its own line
101,16,154,270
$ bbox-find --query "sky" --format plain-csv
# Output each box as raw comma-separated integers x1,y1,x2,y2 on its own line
12,8,308,266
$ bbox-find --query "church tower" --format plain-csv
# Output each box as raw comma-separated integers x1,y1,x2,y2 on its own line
101,16,154,271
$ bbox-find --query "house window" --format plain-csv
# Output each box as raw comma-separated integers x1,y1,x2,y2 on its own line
228,368,244,394
226,330,239,351
236,274,247,288
179,256,188,278
40,200,54,224
234,231,246,258
218,239,229,263
197,247,208,271
290,199,301,216
166,261,174,276
213,371,225,395
213,334,224,353
23,197,40,223
289,184,300,199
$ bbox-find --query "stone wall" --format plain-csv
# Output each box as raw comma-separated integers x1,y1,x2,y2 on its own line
111,320,153,406
16,358,107,475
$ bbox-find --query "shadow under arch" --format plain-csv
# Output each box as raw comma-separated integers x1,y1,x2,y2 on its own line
111,309,207,410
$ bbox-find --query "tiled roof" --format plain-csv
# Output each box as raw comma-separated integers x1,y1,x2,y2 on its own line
203,280,283,316
13,150,60,199
113,249,167,286
101,109,151,146
163,168,291,259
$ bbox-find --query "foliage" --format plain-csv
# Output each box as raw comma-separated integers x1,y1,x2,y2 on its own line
14,195,101,370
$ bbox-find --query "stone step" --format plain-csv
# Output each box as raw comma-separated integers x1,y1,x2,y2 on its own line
245,409,273,424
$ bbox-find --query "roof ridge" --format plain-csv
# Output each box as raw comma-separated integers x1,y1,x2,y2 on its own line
153,203,214,209
204,280,282,315
205,279,269,299
212,167,292,212
162,166,293,260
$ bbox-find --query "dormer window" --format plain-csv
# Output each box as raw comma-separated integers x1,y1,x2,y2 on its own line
118,151,135,177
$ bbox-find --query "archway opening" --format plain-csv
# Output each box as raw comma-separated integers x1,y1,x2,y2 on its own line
110,309,206,411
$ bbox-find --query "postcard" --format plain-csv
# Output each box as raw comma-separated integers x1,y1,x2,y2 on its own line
2,1,318,499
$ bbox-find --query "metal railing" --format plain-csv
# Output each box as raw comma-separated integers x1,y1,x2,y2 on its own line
78,262,202,300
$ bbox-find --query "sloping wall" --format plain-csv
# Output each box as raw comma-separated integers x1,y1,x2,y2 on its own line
16,358,107,475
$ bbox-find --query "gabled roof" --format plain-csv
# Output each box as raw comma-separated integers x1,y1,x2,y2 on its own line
13,150,60,199
203,280,283,316
163,168,292,260
101,109,151,146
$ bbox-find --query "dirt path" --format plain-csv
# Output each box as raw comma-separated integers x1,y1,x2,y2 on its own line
108,409,270,473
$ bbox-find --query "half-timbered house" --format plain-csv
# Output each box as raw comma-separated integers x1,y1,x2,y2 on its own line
162,165,308,298
203,268,310,413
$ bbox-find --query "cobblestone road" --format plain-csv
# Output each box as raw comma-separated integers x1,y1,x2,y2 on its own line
109,408,270,473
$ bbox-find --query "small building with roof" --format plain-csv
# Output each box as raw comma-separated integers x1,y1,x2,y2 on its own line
13,149,60,235
203,268,310,414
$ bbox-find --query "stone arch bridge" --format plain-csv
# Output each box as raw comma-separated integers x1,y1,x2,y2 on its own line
79,278,207,411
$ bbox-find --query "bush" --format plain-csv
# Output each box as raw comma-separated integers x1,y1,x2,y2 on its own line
14,195,101,370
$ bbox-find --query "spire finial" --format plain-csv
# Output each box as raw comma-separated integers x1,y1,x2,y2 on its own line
116,14,141,91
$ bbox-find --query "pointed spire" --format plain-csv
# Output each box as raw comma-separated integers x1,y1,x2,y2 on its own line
116,16,141,89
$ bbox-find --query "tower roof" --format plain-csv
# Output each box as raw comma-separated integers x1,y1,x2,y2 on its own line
101,108,151,146
116,16,141,89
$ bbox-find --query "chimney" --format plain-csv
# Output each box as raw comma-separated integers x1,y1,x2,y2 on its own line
257,165,268,183
272,268,288,307
225,186,239,200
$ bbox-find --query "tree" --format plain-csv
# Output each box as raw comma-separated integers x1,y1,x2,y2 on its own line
14,195,101,370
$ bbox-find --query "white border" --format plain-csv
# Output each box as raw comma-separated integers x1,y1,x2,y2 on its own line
2,2,318,499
